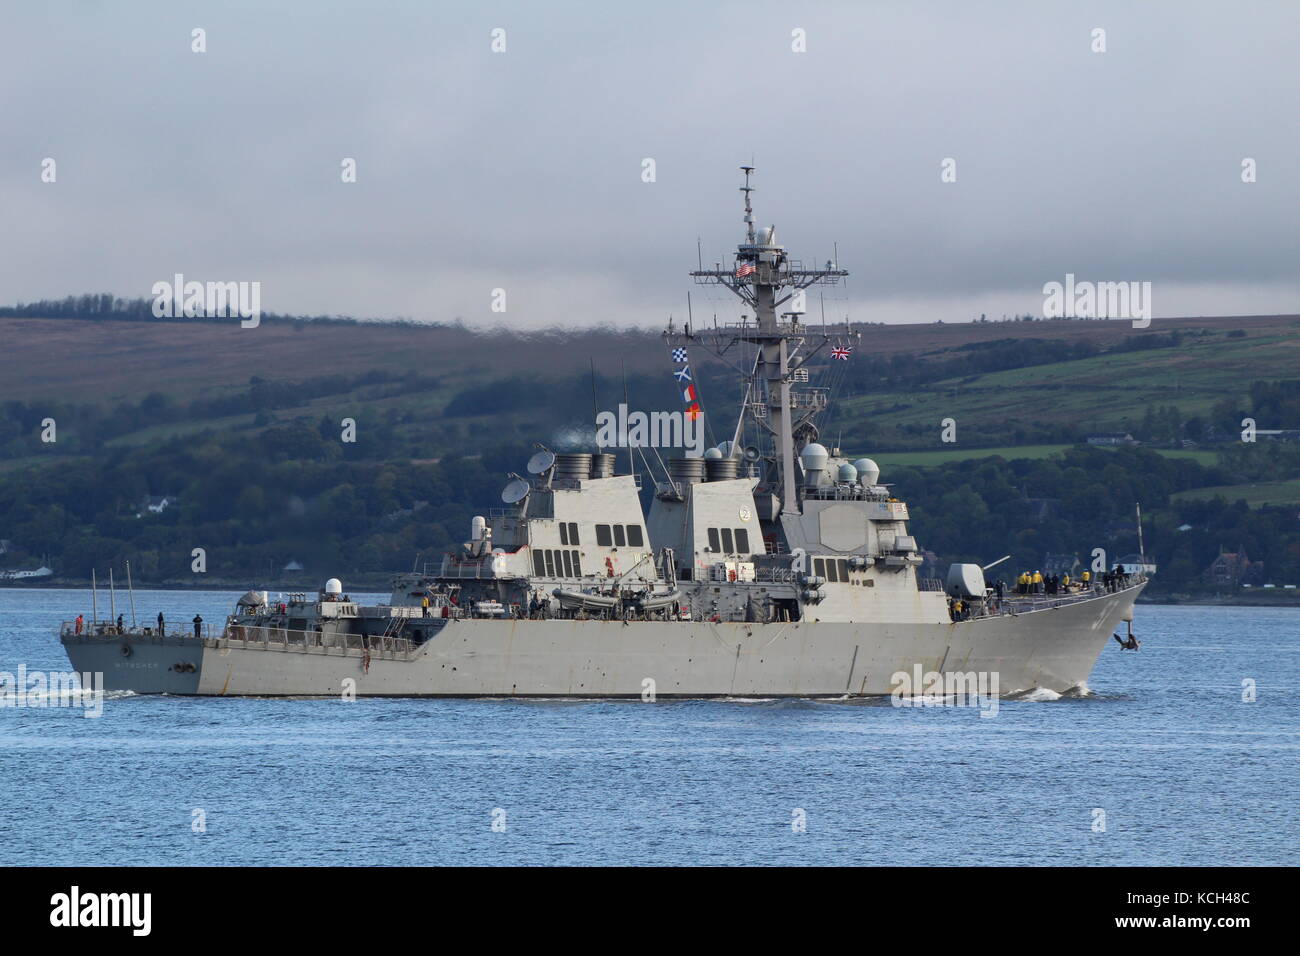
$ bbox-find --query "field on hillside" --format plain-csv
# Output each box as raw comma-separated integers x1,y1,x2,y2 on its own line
1171,478,1300,508
869,444,1070,467
0,318,670,404
866,444,1219,469
838,317,1300,437
4,313,1295,406
2,312,1297,462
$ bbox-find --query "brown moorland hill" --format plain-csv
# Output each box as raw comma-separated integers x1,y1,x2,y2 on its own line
1,313,1295,404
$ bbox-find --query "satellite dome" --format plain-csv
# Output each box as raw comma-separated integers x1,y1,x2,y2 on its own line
838,463,858,482
853,458,881,485
717,440,737,459
800,443,829,471
324,578,343,595
704,447,723,460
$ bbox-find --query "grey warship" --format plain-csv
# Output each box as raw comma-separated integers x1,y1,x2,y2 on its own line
60,168,1146,697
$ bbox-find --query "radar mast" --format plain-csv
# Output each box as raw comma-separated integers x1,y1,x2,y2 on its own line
666,167,857,518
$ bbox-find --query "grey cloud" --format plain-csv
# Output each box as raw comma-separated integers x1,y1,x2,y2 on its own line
2,0,1296,327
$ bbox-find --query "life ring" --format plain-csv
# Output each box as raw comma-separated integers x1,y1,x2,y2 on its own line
119,643,133,658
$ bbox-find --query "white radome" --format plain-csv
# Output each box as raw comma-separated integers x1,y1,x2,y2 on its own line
853,458,881,486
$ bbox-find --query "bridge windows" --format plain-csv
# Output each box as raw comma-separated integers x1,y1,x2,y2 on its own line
705,527,755,556
814,557,851,582
595,523,642,548
533,548,583,577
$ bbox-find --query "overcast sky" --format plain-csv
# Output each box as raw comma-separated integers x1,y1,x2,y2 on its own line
3,1,1297,327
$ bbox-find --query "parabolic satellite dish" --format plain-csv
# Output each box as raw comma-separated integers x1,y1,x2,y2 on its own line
501,478,531,504
527,449,556,475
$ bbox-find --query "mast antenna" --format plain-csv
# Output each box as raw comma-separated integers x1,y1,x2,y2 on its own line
740,165,756,243
672,165,849,517
1136,502,1146,564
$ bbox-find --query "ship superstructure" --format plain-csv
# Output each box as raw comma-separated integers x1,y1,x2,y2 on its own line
60,169,1146,697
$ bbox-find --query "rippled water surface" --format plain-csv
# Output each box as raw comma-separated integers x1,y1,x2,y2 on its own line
1,588,1295,865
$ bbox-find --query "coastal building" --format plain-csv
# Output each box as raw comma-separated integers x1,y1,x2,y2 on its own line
1203,546,1263,588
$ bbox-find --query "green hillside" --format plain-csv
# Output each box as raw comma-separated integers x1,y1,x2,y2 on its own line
2,309,1299,595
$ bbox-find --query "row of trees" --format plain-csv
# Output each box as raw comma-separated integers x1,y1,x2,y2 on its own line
0,294,372,325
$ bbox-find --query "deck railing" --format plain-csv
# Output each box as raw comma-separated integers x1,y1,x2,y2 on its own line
217,625,416,657
984,573,1148,617
59,621,217,640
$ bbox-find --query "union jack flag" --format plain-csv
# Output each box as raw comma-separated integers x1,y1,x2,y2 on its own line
831,346,853,361
734,262,756,278
670,347,688,363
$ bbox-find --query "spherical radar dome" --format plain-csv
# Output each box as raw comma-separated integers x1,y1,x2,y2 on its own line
853,458,881,485
800,443,829,474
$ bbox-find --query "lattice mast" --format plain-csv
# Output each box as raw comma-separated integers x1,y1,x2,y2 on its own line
668,167,856,516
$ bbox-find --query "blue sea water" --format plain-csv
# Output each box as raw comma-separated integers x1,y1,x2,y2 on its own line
0,588,1295,866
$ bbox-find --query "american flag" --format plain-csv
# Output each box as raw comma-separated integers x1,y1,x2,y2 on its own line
670,347,688,363
734,262,756,278
831,346,853,361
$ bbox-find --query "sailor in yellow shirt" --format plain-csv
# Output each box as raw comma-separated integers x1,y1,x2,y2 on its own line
1081,570,1091,587
1062,573,1071,589
1032,570,1043,593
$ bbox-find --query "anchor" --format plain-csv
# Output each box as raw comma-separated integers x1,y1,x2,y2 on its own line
1112,621,1140,651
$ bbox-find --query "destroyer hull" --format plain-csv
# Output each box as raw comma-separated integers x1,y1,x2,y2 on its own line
62,583,1142,698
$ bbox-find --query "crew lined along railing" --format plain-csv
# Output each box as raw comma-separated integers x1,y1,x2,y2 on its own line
60,621,219,640
995,575,1148,615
